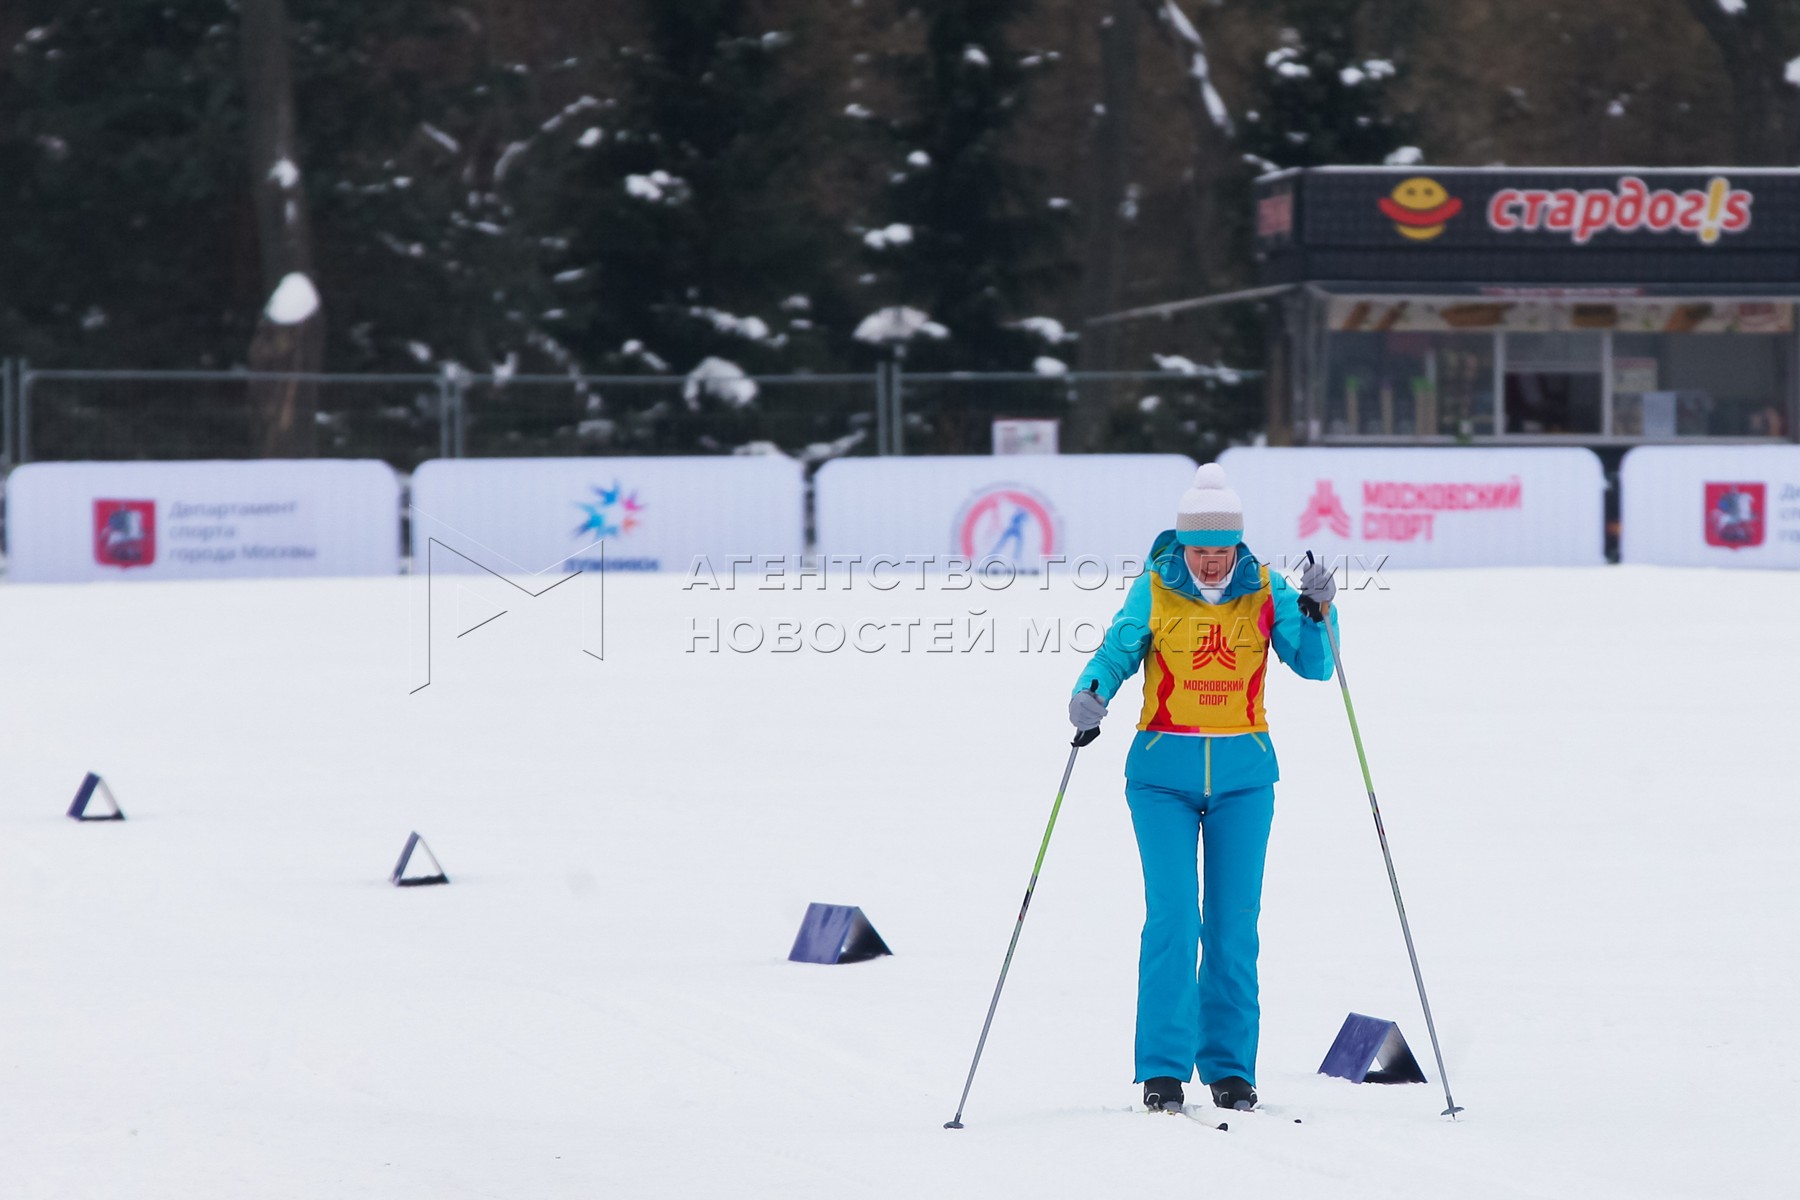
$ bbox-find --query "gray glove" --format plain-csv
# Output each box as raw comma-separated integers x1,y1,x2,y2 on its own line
1069,687,1107,734
1298,554,1336,621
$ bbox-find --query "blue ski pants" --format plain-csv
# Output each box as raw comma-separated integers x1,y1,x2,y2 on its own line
1124,777,1275,1086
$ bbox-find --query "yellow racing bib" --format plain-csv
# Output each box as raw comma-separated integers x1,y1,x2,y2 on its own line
1137,566,1275,734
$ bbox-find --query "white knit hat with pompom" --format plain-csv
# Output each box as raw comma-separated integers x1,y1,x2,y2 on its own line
1175,462,1243,547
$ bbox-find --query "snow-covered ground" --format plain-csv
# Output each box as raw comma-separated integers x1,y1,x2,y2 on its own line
1,566,1794,1198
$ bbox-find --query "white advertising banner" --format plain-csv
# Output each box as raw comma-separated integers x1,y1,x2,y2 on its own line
812,455,1199,570
1621,446,1800,569
1216,447,1605,568
5,460,401,583
408,456,805,573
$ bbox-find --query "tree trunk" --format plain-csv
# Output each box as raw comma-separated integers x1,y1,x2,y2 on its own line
241,0,322,457
1141,0,1237,295
1683,0,1800,164
1072,0,1143,451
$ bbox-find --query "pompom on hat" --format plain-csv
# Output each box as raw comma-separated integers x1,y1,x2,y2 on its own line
1175,462,1243,547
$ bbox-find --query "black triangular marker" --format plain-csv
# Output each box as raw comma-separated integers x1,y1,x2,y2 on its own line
391,832,448,887
787,903,892,964
1318,1012,1427,1084
68,773,124,822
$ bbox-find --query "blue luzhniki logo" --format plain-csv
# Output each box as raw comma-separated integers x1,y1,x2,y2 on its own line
574,481,645,541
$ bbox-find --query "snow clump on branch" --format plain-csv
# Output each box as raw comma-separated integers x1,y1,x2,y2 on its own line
626,172,690,204
1159,1,1232,134
265,273,320,325
1012,317,1077,344
684,358,759,408
863,224,914,250
854,307,949,345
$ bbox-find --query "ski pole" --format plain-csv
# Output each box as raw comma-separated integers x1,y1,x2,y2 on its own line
1309,554,1464,1119
944,685,1098,1130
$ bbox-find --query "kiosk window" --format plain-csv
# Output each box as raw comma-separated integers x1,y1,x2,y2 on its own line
1612,333,1788,437
1503,332,1603,435
1320,300,1791,440
1327,332,1495,436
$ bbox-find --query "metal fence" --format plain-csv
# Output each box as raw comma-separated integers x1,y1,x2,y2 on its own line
11,367,446,467
456,372,885,461
0,359,1262,469
893,370,1257,456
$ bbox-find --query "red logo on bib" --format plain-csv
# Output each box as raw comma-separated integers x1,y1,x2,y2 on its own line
1192,624,1237,670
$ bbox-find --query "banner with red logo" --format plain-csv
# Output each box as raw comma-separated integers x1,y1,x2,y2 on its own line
5,460,401,582
1620,446,1800,568
813,455,1199,571
408,456,805,574
1216,447,1605,568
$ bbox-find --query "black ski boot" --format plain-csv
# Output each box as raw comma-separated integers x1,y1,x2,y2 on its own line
1209,1076,1258,1111
1143,1077,1185,1112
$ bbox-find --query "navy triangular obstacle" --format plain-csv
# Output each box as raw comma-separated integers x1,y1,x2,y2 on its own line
1319,1012,1428,1084
68,773,124,822
787,903,892,964
390,832,448,887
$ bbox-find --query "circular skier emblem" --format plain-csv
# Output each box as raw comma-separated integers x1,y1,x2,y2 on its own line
954,484,1060,565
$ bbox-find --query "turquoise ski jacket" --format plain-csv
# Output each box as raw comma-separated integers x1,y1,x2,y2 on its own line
1072,531,1339,795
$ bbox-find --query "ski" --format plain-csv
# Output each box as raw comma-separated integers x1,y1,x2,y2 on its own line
1245,1100,1305,1124
1151,1101,1305,1128
1163,1102,1229,1131
1222,1103,1306,1125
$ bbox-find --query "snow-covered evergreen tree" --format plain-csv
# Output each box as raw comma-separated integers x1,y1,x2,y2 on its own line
1239,1,1415,171
295,0,576,378
857,0,1073,372
527,2,856,451
552,5,845,368
0,3,247,367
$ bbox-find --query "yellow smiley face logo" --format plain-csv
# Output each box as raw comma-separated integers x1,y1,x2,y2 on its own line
1377,177,1464,241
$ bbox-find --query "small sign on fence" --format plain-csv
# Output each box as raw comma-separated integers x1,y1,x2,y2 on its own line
992,419,1059,456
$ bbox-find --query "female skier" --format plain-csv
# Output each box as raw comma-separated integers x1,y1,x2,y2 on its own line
1069,462,1339,1113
